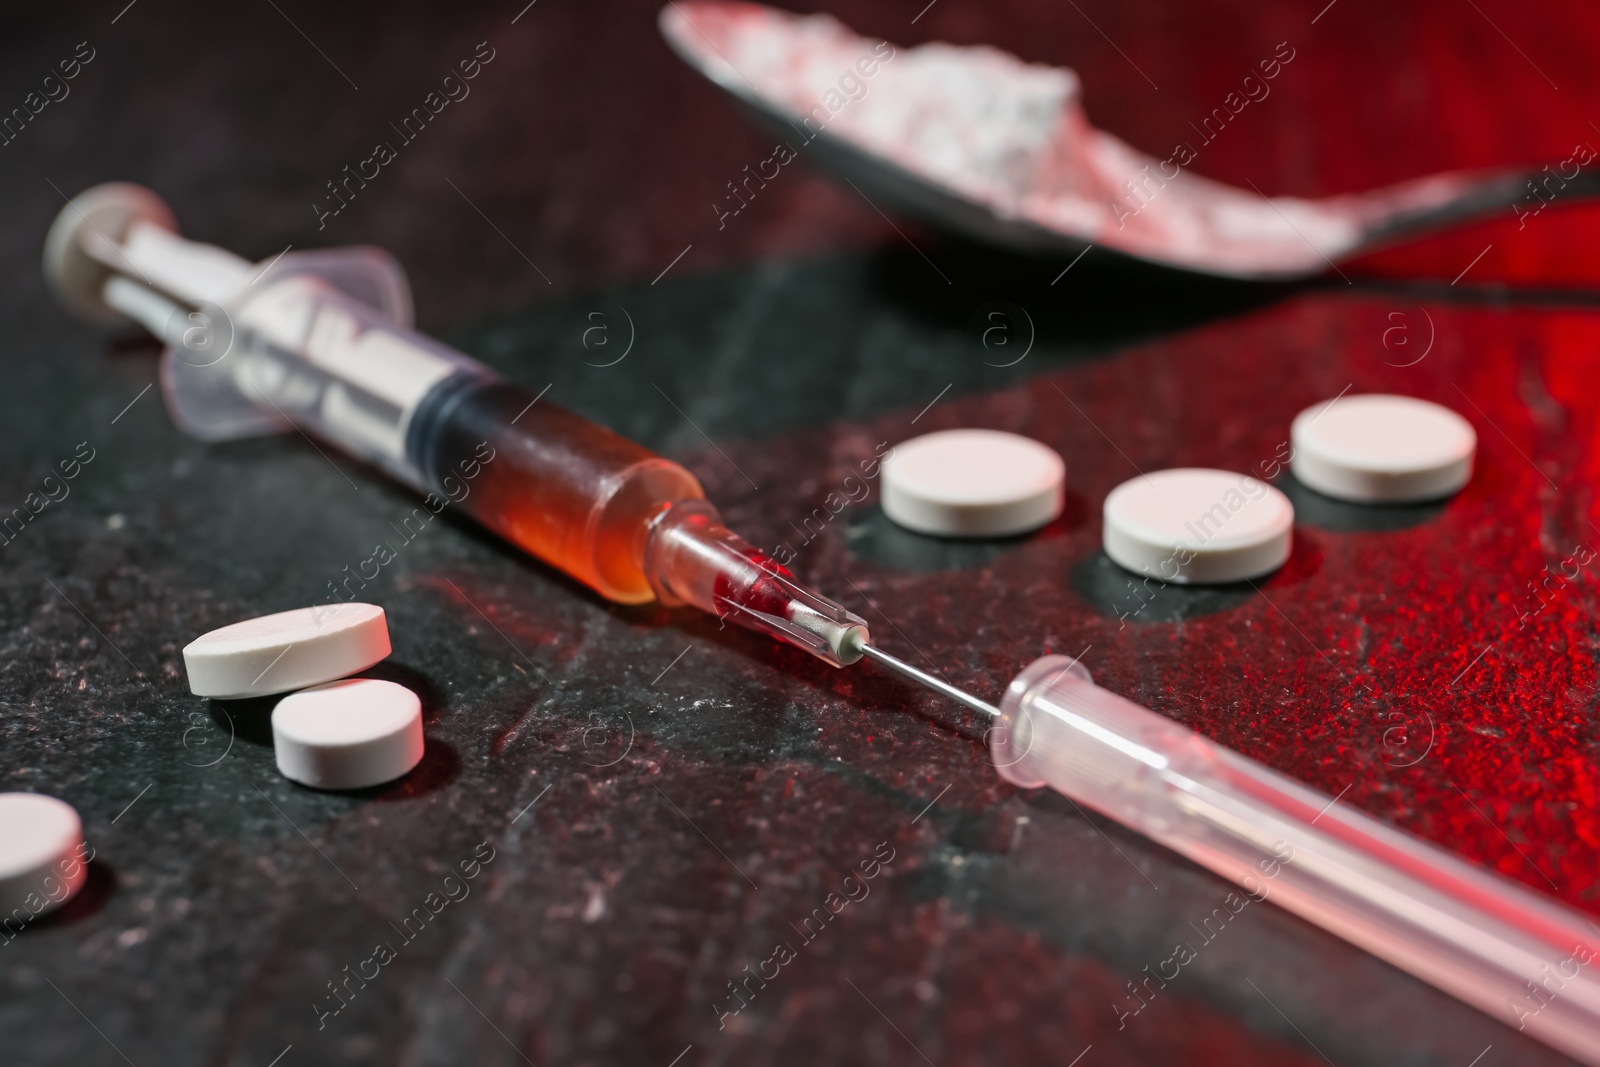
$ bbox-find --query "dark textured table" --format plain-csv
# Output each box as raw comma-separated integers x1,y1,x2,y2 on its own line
7,1,1600,1065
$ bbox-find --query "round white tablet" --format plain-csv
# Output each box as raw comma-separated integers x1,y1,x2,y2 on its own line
1103,468,1294,584
1291,394,1475,504
183,603,391,700
0,793,87,922
881,429,1065,537
272,679,424,790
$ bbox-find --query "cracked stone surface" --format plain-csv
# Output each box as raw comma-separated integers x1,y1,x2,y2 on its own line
4,1,1600,1065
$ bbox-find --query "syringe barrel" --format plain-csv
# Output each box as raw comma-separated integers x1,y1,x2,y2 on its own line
50,185,862,657
224,274,706,604
995,656,1600,1064
410,377,704,604
226,276,866,641
140,263,698,604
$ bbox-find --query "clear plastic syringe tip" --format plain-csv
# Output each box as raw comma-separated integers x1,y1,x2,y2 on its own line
643,498,870,667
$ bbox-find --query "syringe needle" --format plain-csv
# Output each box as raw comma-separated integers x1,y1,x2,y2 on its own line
856,643,1001,718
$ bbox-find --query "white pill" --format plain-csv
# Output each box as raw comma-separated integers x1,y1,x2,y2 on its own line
0,793,87,922
272,679,424,790
183,603,390,699
881,429,1065,537
1291,394,1476,504
1103,468,1294,584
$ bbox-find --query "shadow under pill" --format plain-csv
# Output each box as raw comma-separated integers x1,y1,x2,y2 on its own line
844,500,1081,573
1276,471,1448,533
1071,550,1257,624
210,695,275,747
345,738,462,802
15,860,117,932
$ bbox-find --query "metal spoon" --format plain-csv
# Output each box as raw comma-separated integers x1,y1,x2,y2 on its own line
661,1,1590,281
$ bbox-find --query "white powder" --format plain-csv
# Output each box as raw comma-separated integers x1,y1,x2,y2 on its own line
667,4,1071,211
661,3,1370,276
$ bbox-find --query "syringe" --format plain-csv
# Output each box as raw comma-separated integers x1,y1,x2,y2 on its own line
45,183,878,669
46,184,1600,1062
